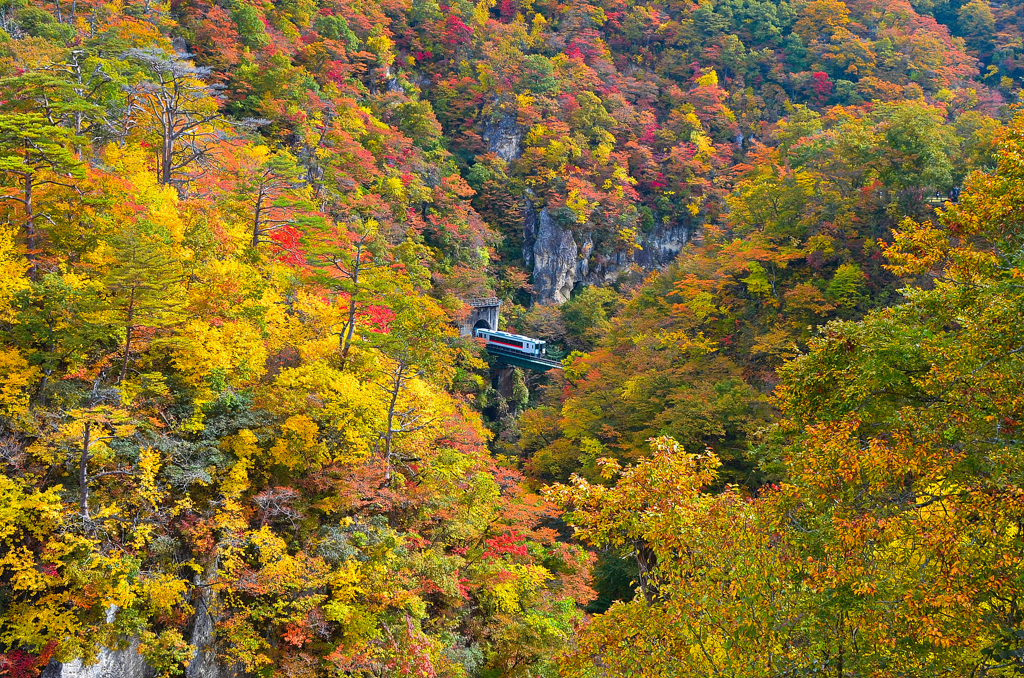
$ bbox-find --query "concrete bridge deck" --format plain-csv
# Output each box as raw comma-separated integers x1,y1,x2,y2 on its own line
484,344,563,372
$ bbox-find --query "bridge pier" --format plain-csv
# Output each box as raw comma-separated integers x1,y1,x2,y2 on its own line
495,365,516,400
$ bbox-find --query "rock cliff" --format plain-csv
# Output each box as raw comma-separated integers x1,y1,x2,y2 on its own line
522,201,689,305
481,114,522,162
480,112,689,306
39,592,240,678
40,639,152,678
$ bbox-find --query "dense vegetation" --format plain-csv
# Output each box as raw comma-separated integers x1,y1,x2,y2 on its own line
549,127,1024,672
1,0,1023,674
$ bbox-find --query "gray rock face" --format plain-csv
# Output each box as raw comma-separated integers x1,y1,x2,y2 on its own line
187,587,220,678
522,198,538,270
482,114,522,162
524,201,689,304
185,576,246,678
619,220,690,275
41,640,153,678
40,593,242,678
530,207,582,305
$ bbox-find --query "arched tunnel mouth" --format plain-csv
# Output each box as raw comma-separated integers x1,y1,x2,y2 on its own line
473,318,491,331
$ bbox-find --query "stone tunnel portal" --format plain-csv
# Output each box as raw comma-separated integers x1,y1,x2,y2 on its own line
459,297,502,337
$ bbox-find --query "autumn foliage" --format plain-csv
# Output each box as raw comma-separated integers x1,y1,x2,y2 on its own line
1,0,1023,674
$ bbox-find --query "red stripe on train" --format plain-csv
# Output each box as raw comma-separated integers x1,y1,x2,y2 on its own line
487,338,526,349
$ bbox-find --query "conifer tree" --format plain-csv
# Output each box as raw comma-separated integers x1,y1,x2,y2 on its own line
98,217,185,383
0,113,84,274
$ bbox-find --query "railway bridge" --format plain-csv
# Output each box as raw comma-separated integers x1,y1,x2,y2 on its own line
484,344,563,372
460,298,562,372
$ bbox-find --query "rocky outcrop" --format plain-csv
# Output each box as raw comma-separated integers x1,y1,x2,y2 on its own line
186,585,221,678
41,640,153,678
622,220,690,273
40,589,241,678
40,607,153,678
525,205,588,304
523,201,689,304
482,114,522,162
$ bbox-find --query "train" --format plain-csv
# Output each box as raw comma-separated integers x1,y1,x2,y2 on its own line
474,328,548,358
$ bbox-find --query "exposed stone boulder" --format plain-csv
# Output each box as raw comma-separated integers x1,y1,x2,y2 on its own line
186,586,220,678
40,591,242,678
40,640,152,678
482,114,522,162
530,206,582,305
586,220,690,286
523,200,689,304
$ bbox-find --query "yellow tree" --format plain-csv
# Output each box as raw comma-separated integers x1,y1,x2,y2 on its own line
547,438,802,677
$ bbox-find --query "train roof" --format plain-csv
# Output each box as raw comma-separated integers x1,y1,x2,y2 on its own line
477,328,546,344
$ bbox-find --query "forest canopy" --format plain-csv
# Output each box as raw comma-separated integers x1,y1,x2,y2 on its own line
0,0,1023,674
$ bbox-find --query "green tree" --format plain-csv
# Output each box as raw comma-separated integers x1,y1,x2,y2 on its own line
559,285,620,351
98,217,186,383
230,1,270,50
219,145,313,249
10,272,114,402
958,0,996,54
0,50,125,149
0,113,84,273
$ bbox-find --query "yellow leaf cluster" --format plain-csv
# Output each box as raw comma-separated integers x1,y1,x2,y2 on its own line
487,564,553,614
172,319,268,389
268,362,385,463
0,225,28,322
0,348,40,420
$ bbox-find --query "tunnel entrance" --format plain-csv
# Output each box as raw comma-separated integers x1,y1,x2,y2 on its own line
458,297,502,337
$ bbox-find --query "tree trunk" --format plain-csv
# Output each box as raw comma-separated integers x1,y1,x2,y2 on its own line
341,246,363,364
120,288,136,383
79,421,91,520
24,171,36,279
72,59,85,148
161,115,174,184
634,541,659,605
343,295,358,362
36,371,50,406
251,189,264,248
382,363,404,482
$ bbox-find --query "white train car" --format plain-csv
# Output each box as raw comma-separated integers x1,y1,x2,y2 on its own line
474,328,547,358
